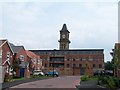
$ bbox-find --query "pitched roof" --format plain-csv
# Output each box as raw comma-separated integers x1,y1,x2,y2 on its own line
9,43,24,53
0,39,14,54
60,24,70,33
0,39,7,47
26,50,39,59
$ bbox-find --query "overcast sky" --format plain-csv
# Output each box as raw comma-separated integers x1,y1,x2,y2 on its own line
0,0,119,62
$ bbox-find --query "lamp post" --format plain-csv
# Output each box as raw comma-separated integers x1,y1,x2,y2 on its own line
53,57,54,77
53,49,56,77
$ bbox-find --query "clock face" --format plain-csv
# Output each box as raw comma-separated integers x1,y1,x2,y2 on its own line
62,35,66,38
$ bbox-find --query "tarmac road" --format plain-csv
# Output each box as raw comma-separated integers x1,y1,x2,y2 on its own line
10,76,80,90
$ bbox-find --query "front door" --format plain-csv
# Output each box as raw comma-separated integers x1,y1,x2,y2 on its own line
20,68,25,77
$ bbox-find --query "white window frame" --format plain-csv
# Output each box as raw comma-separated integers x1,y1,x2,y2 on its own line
6,52,10,59
19,55,24,61
0,50,2,65
37,59,40,64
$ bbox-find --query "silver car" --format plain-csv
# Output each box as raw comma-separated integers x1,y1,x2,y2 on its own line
33,70,44,76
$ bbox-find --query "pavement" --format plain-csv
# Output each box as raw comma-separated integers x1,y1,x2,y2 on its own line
76,79,109,90
2,76,114,90
3,76,80,90
2,77,53,89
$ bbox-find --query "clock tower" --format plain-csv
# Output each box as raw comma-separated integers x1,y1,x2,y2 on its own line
58,24,71,50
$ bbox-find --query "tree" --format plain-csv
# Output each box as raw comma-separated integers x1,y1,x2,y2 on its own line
113,48,120,77
12,59,21,73
104,61,113,70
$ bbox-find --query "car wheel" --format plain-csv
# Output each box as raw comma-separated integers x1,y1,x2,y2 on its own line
38,74,42,76
45,74,48,76
55,74,58,77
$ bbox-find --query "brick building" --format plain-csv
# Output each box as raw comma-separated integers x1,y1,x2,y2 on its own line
26,50,43,74
31,24,104,76
31,49,104,76
9,43,30,78
0,39,14,82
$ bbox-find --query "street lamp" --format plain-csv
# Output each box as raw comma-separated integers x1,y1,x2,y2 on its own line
53,57,54,77
53,49,56,77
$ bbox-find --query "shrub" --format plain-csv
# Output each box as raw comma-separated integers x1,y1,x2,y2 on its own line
107,77,116,89
113,77,120,88
98,75,120,89
81,75,88,81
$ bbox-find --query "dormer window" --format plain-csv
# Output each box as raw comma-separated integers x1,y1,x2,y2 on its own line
19,55,24,61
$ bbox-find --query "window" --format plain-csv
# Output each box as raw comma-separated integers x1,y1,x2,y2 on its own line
19,55,24,61
37,60,40,64
99,64,102,68
6,52,10,59
61,44,63,49
79,64,82,68
67,58,70,61
86,58,89,61
67,64,70,68
50,57,64,62
73,58,75,61
89,58,93,61
44,64,47,67
49,64,52,67
82,58,86,61
93,64,96,68
63,44,66,49
33,58,36,64
80,58,82,61
73,64,76,67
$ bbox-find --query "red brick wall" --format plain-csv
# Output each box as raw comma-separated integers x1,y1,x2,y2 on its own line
15,48,27,62
15,47,30,78
37,52,104,76
2,41,14,80
2,42,13,66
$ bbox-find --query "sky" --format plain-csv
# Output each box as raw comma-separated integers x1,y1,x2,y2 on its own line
0,0,119,62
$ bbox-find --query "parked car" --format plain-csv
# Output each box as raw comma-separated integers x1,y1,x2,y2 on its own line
45,70,59,77
33,70,44,76
105,70,113,76
94,70,105,76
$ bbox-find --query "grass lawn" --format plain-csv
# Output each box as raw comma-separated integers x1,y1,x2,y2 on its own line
11,75,54,82
30,75,54,79
12,77,25,81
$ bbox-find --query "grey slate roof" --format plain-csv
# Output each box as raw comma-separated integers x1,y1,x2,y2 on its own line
30,49,104,55
9,43,24,53
60,24,70,33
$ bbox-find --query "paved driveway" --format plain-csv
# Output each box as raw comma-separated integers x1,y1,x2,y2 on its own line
10,76,80,89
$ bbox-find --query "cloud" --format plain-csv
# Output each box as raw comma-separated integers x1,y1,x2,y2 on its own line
1,2,118,61
0,0,119,3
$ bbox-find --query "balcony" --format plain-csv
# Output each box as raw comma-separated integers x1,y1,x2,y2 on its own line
50,61,64,64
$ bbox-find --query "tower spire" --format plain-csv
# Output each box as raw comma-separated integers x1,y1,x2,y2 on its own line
62,24,67,31
60,24,70,33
